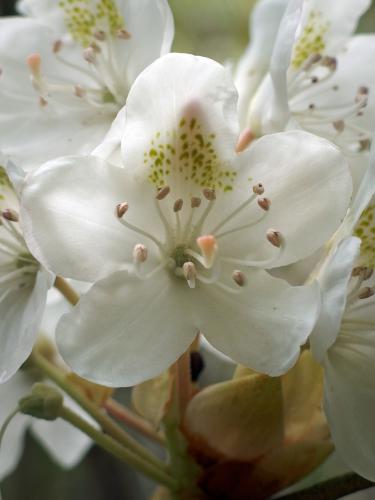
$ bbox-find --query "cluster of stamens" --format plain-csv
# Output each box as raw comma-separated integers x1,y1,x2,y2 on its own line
289,52,371,153
115,181,284,292
0,209,39,294
25,26,131,112
346,265,375,306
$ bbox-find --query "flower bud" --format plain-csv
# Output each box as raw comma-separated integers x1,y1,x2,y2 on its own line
19,383,63,421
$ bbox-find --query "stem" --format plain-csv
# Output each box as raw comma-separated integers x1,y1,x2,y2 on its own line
174,350,193,417
54,276,80,306
59,406,178,490
104,399,166,446
279,473,374,499
0,408,19,445
31,352,168,473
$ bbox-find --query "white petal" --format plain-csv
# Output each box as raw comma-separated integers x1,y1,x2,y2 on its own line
21,155,159,282
198,270,320,376
122,53,240,198
113,0,174,83
92,105,126,167
295,0,370,60
0,372,31,480
235,0,289,127
268,0,304,131
0,269,49,383
215,130,352,268
323,330,375,481
31,391,92,468
56,270,196,387
310,237,361,362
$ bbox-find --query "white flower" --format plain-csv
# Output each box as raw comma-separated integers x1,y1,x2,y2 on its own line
0,0,174,170
0,158,53,383
309,234,375,481
21,53,352,387
0,370,92,480
238,0,374,187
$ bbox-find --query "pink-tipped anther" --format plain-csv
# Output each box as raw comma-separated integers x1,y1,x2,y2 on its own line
197,235,218,268
235,127,255,153
27,53,41,77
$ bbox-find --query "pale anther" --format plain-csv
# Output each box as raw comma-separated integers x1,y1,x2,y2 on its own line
74,85,86,98
363,268,374,280
253,183,264,195
203,188,216,201
116,202,129,218
183,262,197,289
333,120,345,133
232,270,246,287
156,186,170,200
358,287,375,300
52,40,62,54
235,127,255,153
191,197,201,208
321,56,337,71
2,208,19,222
83,47,96,64
117,29,131,40
133,244,148,263
173,199,183,212
94,31,106,41
266,229,282,248
39,97,48,107
352,266,365,277
302,53,322,71
258,197,271,211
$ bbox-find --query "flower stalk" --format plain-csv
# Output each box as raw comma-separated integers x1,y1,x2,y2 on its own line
59,405,179,490
30,351,169,474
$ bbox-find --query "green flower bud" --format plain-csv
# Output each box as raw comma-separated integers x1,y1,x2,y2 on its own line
19,383,63,421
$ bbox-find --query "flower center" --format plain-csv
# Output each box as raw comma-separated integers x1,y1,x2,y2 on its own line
116,182,283,292
24,1,132,114
288,52,371,154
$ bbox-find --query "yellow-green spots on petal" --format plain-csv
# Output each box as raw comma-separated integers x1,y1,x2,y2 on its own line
144,117,236,192
354,204,375,268
292,10,329,70
59,0,125,47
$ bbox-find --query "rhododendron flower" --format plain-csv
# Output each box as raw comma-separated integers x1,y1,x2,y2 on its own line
0,159,53,383
0,0,174,169
237,0,374,189
21,54,352,387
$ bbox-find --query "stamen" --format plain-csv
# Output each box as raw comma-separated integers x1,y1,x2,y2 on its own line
2,209,19,222
253,183,265,195
191,197,201,208
232,270,246,287
52,40,63,54
94,30,106,41
266,229,282,248
83,47,97,64
27,53,41,78
301,53,322,71
320,56,337,71
358,287,375,300
183,262,197,289
116,202,129,218
117,29,131,40
210,192,257,235
235,128,255,153
333,120,345,133
196,235,218,268
173,199,183,212
257,198,271,211
133,244,148,263
156,186,170,200
74,85,86,98
202,188,216,201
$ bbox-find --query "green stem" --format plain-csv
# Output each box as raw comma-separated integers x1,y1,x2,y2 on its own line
0,408,19,445
279,472,374,499
31,352,169,474
59,406,178,490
